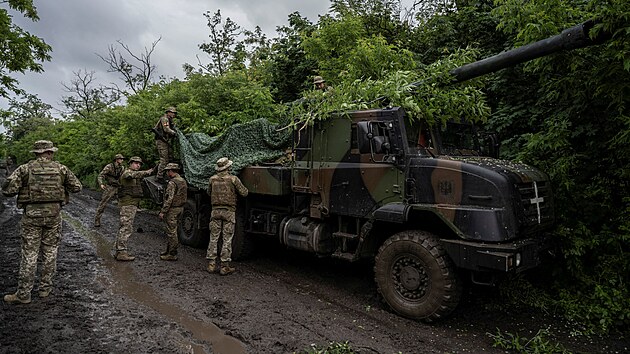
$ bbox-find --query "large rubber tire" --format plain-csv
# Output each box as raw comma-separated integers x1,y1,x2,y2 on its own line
178,199,208,248
230,203,255,261
374,230,462,322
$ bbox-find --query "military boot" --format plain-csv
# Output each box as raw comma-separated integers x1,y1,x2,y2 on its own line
3,293,31,304
160,254,178,261
38,288,52,298
207,260,218,273
219,262,235,276
115,251,136,261
94,218,101,227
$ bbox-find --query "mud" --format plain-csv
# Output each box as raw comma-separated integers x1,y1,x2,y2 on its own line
0,178,627,353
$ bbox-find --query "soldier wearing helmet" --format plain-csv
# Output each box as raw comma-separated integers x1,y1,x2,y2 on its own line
158,163,188,261
1,140,82,304
94,153,126,227
153,106,178,181
206,157,248,275
114,156,154,261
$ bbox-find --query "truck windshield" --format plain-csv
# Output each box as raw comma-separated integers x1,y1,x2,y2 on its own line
405,120,481,156
438,121,481,156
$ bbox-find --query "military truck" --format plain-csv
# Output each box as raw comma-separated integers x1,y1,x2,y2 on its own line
144,20,609,321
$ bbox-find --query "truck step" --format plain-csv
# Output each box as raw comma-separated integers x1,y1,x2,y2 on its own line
332,232,358,240
332,251,357,262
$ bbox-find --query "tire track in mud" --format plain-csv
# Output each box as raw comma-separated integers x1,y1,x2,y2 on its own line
63,212,247,354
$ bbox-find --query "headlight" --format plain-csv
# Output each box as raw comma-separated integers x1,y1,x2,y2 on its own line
515,253,522,267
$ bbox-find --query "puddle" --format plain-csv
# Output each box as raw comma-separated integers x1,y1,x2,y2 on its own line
64,214,247,354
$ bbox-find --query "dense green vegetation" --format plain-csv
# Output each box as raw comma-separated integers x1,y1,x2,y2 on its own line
1,0,628,333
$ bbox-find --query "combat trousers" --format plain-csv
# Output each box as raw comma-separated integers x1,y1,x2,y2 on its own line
94,185,118,222
17,213,62,298
155,139,172,180
206,208,235,262
115,205,138,252
163,206,183,255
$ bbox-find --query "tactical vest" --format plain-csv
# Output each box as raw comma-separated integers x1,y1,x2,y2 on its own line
17,160,65,205
118,170,144,205
154,115,175,141
170,176,187,207
210,175,237,208
106,163,124,186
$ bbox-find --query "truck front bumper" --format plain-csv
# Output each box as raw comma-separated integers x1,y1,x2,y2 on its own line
440,236,552,273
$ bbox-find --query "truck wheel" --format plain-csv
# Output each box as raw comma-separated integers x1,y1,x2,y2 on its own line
178,199,207,248
230,203,254,260
374,230,462,322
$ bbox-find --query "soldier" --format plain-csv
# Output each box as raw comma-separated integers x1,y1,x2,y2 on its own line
206,157,248,275
313,75,327,91
158,163,187,261
1,140,82,304
153,106,178,182
114,156,154,261
94,153,125,227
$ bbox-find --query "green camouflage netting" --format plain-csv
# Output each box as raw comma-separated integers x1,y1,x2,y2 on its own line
177,118,291,189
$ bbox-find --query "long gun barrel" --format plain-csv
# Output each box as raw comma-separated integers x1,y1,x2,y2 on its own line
413,20,610,87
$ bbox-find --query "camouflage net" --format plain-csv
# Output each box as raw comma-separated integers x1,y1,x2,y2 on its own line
177,118,291,189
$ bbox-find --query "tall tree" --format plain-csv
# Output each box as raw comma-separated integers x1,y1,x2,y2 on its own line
0,0,51,97
197,10,242,75
61,70,120,120
97,38,161,95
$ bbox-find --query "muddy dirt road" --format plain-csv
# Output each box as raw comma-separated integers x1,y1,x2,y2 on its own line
0,182,626,353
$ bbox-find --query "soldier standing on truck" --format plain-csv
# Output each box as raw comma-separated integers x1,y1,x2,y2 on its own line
206,157,248,275
1,140,82,304
153,106,178,182
94,153,125,227
158,163,187,261
114,156,154,261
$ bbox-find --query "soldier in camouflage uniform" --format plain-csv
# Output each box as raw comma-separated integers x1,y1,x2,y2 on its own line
206,157,248,275
94,153,125,227
1,140,82,304
153,106,178,182
158,163,188,261
114,156,154,261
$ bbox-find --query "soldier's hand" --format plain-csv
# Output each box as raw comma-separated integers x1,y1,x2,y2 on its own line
100,184,106,190
159,212,164,220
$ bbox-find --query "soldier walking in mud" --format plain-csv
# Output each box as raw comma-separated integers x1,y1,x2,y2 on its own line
114,156,154,261
206,157,248,275
153,106,178,182
158,163,187,261
94,153,125,227
1,140,82,304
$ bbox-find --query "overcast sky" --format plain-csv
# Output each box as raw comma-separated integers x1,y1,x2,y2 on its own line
2,0,332,116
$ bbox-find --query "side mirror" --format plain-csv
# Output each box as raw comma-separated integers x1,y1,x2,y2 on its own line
357,121,371,153
480,132,500,158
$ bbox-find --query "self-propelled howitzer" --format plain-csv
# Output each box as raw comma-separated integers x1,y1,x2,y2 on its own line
143,20,611,322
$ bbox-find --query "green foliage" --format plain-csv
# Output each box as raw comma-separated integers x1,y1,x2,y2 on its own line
488,328,570,354
300,341,355,354
489,0,630,333
0,0,52,97
288,48,489,129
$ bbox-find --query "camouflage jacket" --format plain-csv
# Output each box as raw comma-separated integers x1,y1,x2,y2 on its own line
97,162,124,186
154,114,176,141
1,156,82,215
207,171,248,210
117,168,152,206
160,174,187,214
